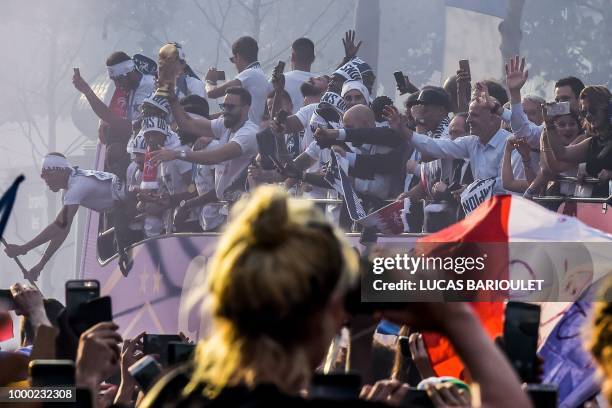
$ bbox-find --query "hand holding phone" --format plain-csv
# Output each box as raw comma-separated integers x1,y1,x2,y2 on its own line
503,302,540,383
143,334,182,366
394,71,408,95
216,70,226,81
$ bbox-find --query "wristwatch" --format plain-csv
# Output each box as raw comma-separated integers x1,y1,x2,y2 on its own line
179,150,187,159
179,199,187,208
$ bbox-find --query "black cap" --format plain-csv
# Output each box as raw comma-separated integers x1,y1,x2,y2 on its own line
404,91,421,109
415,87,451,110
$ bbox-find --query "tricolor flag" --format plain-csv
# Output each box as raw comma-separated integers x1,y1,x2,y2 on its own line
419,194,610,407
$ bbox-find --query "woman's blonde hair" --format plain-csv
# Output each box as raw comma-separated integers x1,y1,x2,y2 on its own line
187,186,359,397
586,277,612,406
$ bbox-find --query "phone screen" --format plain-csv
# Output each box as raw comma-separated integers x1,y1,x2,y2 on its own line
30,360,75,386
144,334,183,366
70,296,112,335
167,342,196,365
217,70,226,81
0,289,15,310
66,280,100,313
503,302,541,383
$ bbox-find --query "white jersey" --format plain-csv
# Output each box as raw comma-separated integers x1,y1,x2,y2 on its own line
63,168,122,212
235,62,272,124
128,74,155,121
282,70,314,113
176,75,207,100
194,140,225,231
210,118,259,200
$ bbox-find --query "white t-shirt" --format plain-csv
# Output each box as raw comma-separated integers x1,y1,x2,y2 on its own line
176,75,207,100
235,62,272,124
210,118,259,199
128,74,155,121
63,169,119,212
194,140,226,231
159,146,193,196
281,70,314,113
295,103,318,153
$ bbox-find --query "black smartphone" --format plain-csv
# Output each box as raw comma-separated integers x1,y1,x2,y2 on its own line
29,359,75,386
394,71,408,94
217,70,226,81
167,341,196,365
275,60,285,73
143,334,183,366
525,384,558,408
65,280,100,314
400,388,434,408
458,59,470,76
128,355,162,391
309,373,361,401
503,302,541,383
256,128,283,171
0,289,15,310
70,296,113,335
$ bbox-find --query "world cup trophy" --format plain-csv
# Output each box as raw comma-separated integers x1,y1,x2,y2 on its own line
155,43,182,98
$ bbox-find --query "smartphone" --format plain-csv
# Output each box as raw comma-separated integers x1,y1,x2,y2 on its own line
503,302,541,383
458,59,470,76
546,101,570,116
70,296,113,335
29,359,75,386
525,384,558,408
256,128,282,171
167,341,196,365
275,60,285,73
394,71,408,94
65,280,100,314
216,70,226,81
143,334,183,366
73,67,80,76
400,388,435,408
128,355,162,391
0,289,15,310
309,373,361,401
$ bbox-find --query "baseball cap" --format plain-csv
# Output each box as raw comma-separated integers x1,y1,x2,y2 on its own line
415,87,451,110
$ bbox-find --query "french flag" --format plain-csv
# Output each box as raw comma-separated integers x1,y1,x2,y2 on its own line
419,194,611,407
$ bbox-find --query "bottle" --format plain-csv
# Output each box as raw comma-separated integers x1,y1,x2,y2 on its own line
140,146,159,190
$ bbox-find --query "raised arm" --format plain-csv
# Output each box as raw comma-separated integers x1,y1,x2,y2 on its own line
152,141,243,166
169,96,214,138
72,69,130,132
204,68,242,99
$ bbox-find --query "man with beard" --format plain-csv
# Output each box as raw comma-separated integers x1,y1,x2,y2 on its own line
151,87,258,210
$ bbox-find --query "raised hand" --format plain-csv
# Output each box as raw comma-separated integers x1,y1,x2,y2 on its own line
505,55,528,93
72,68,91,94
3,243,27,258
342,30,362,60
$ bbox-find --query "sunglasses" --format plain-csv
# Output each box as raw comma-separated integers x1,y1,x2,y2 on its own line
229,55,236,63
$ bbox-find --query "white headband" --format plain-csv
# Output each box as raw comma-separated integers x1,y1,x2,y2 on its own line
341,80,370,104
333,61,362,82
107,59,135,79
42,154,70,171
127,134,147,154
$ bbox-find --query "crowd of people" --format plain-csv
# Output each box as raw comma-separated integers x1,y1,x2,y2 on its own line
1,29,611,407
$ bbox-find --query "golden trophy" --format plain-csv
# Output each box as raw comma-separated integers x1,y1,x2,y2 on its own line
155,43,182,98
